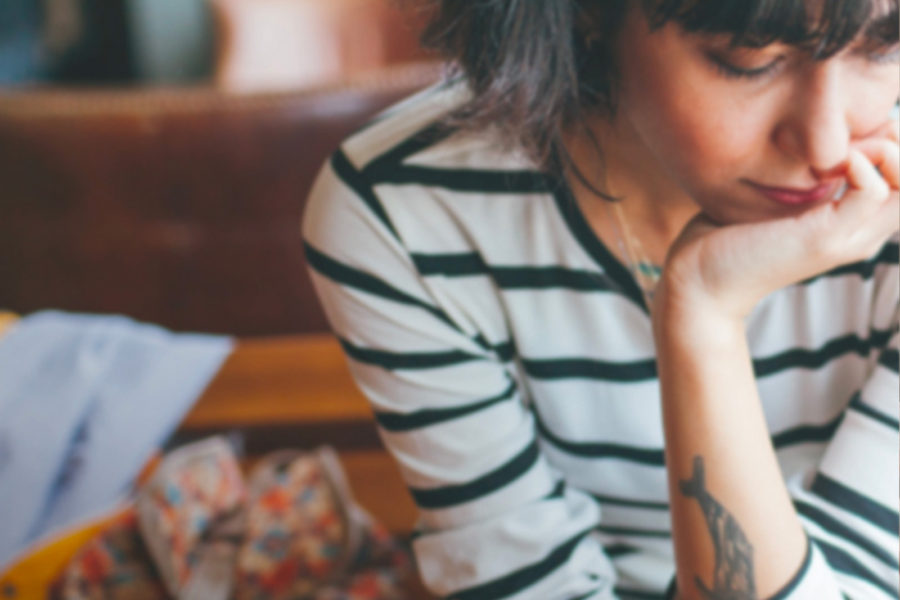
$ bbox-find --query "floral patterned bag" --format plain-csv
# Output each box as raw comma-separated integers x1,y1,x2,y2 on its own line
54,438,414,600
235,446,411,600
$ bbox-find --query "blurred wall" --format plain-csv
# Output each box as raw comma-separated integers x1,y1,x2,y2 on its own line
0,0,44,83
126,0,214,84
51,0,136,83
0,0,137,85
0,0,214,86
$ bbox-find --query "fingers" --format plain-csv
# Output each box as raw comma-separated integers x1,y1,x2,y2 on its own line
829,145,899,260
844,147,891,196
852,137,900,190
831,148,892,224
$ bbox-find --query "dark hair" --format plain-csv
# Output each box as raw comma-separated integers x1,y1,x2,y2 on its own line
420,0,899,195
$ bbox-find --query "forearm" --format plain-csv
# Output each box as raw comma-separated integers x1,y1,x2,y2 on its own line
653,296,807,599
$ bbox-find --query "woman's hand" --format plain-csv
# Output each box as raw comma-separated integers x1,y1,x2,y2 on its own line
653,121,899,323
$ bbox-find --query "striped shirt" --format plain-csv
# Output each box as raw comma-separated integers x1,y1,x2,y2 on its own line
301,82,900,599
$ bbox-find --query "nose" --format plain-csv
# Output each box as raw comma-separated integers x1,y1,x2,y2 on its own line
772,62,851,179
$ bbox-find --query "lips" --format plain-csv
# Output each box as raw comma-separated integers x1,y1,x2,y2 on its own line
747,180,843,206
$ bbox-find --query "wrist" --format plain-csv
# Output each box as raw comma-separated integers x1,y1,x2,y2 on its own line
651,276,746,348
655,236,779,321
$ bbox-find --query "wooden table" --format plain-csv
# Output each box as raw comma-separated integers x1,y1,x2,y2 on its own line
179,334,381,447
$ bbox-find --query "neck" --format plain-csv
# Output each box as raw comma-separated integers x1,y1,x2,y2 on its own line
564,114,699,251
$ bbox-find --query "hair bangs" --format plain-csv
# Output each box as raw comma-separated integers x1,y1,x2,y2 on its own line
645,0,897,58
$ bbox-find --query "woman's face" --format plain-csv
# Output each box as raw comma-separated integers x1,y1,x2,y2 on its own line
611,3,900,225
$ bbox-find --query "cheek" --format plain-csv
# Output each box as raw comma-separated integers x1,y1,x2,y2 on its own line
850,76,900,136
614,25,769,193
630,87,762,187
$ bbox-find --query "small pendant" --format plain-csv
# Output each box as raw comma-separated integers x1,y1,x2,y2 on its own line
637,261,662,278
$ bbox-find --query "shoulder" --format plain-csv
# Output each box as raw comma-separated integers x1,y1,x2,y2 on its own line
302,79,551,256
337,77,540,181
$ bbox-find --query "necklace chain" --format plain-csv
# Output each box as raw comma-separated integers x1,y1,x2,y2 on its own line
604,199,662,309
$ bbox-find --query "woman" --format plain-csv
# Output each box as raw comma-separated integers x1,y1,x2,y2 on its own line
302,1,899,598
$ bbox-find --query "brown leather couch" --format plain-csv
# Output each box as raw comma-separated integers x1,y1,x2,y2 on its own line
0,62,443,336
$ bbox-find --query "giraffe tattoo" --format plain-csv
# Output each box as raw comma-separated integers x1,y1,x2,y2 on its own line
679,456,756,600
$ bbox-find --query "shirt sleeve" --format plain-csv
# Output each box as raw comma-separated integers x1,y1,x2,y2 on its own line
781,238,900,599
301,150,620,599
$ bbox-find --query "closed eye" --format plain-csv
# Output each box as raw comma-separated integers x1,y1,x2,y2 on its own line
707,53,785,80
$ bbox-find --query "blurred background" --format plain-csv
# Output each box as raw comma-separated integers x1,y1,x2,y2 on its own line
0,4,444,596
0,0,440,336
1,0,433,88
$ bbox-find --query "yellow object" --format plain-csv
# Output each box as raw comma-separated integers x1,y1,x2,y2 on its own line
0,506,130,599
0,312,18,340
0,451,161,598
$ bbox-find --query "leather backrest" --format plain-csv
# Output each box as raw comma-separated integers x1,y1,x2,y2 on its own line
0,62,444,335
